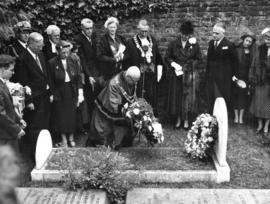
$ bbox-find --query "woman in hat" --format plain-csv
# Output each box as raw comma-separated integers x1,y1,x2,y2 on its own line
250,28,270,138
49,40,84,147
165,21,201,129
97,17,127,81
233,29,257,124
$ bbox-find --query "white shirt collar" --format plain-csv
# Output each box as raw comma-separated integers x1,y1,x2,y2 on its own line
0,77,5,83
49,40,57,53
82,31,91,42
18,40,27,48
27,47,37,60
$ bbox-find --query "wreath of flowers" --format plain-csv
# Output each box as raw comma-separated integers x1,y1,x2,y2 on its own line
122,98,164,145
134,34,153,64
184,113,218,159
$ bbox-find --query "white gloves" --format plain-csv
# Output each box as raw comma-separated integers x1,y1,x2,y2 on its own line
157,65,163,82
232,76,247,89
171,62,183,76
77,89,84,107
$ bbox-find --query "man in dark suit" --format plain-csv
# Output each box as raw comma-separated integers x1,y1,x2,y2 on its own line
43,25,61,61
15,32,53,158
206,22,238,111
9,21,31,83
74,18,102,126
0,54,25,151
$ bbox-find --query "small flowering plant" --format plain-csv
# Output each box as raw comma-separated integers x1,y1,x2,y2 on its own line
184,113,218,159
6,81,31,118
122,98,164,145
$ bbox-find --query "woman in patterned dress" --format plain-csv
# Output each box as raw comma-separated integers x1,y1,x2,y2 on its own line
250,28,270,138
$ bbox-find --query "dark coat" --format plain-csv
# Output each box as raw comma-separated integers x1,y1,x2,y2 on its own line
125,34,163,114
97,33,128,80
9,40,28,83
8,39,27,58
206,37,238,107
15,50,52,102
43,39,58,61
49,54,82,101
165,36,201,116
0,80,21,140
74,33,100,80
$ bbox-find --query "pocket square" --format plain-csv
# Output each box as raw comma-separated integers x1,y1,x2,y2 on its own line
222,46,228,50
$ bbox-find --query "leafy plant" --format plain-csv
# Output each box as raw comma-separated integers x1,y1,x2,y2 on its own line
63,147,133,204
9,0,172,39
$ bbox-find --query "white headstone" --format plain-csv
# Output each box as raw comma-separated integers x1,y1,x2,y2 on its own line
213,97,228,167
35,129,53,170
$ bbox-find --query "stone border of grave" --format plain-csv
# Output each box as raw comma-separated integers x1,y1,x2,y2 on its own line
31,147,224,183
31,98,230,184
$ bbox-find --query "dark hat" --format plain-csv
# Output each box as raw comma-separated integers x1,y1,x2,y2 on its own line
14,21,31,32
0,54,15,68
179,21,194,35
239,25,256,41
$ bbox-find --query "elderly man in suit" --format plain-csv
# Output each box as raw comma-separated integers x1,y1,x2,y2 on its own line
15,32,53,158
206,22,238,111
0,54,25,152
75,18,102,125
43,25,61,61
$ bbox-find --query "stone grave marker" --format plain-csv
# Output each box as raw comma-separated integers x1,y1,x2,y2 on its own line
16,188,109,204
35,129,53,170
213,97,228,167
126,188,270,204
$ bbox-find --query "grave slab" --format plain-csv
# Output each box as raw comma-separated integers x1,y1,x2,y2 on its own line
16,188,109,204
126,188,270,204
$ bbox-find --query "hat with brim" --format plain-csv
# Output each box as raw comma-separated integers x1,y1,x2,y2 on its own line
261,27,270,38
15,21,31,32
240,32,256,42
179,21,194,35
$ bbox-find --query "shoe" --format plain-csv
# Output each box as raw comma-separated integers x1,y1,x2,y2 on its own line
256,128,262,134
175,122,181,129
69,140,76,147
184,120,189,130
234,118,239,124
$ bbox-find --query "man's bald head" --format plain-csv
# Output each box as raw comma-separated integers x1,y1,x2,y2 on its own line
125,66,141,85
28,32,44,54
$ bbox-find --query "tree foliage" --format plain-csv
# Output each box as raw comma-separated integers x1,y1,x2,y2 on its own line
10,0,172,39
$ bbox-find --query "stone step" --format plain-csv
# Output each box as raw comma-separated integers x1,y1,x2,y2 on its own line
16,188,109,204
126,188,270,204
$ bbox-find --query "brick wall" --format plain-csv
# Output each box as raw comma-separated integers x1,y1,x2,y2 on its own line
93,0,270,58
90,0,269,113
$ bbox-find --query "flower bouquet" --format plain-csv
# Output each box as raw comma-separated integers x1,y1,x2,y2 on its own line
6,81,31,118
122,98,164,145
184,113,218,159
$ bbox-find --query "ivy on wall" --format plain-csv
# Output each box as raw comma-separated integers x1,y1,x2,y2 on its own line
10,0,172,38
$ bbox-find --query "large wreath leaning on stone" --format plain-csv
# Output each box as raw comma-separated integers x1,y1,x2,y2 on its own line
122,98,164,146
184,113,218,159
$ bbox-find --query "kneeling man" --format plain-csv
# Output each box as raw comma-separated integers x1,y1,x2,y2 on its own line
87,66,141,149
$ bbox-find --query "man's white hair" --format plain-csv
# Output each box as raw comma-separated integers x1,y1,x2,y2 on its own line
81,18,93,27
46,25,61,35
28,32,43,44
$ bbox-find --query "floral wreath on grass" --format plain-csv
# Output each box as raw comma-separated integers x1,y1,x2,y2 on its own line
122,98,164,146
184,113,218,159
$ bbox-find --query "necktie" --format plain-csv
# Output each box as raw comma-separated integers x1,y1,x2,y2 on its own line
35,55,43,72
214,41,218,49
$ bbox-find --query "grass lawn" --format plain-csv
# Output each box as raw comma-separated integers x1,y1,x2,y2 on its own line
20,121,270,189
